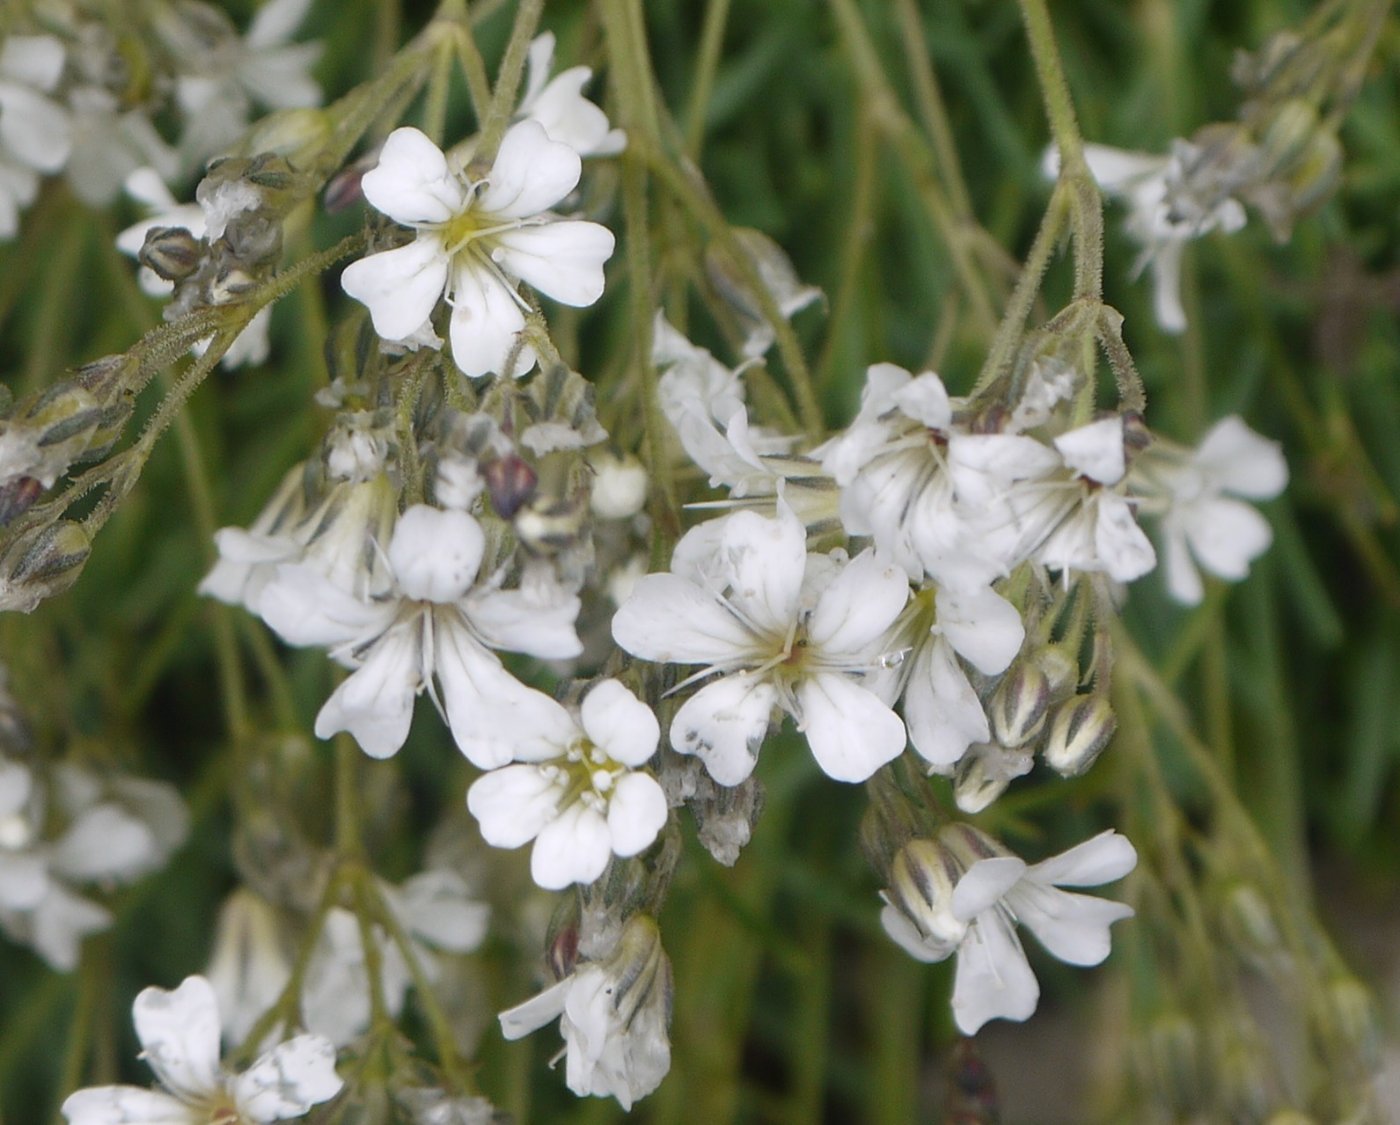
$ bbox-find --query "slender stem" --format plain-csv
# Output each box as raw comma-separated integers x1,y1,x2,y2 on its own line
477,0,545,157
817,109,878,392
684,0,732,158
1018,0,1103,302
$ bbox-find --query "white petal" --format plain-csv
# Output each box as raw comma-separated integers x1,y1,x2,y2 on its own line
0,35,66,92
51,804,156,883
519,33,556,110
461,587,582,659
446,258,532,378
1094,494,1157,583
1149,241,1188,334
611,573,756,664
796,673,906,783
606,772,667,856
60,1086,193,1125
233,1035,342,1121
950,915,1040,1035
256,564,394,648
805,550,908,656
719,506,807,640
238,44,323,111
359,127,464,223
313,627,421,758
669,672,776,786
476,120,581,219
1077,143,1168,193
0,852,48,910
24,884,111,970
499,978,570,1040
468,765,562,848
436,629,575,766
0,86,72,173
524,67,624,156
341,236,448,342
1054,418,1126,485
1027,829,1138,887
1160,516,1204,605
132,976,223,1103
1183,496,1272,581
580,679,658,767
1194,417,1287,498
0,759,31,817
936,584,1024,676
531,802,611,889
891,372,952,430
392,870,489,954
902,640,987,770
1011,887,1134,967
951,856,1027,921
388,505,484,602
879,902,949,964
492,220,614,307
245,0,313,49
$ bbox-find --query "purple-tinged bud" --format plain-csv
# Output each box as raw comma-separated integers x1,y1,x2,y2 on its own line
484,453,538,519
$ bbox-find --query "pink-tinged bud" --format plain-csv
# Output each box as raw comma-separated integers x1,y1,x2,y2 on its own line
484,453,538,519
0,478,43,526
1043,694,1116,777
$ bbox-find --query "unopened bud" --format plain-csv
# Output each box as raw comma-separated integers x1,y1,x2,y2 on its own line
989,661,1050,748
1136,1014,1207,1117
1033,644,1079,702
883,837,965,958
1316,975,1381,1072
0,478,43,525
484,453,537,519
1256,99,1321,179
0,520,92,612
1043,694,1116,777
515,496,588,558
952,742,1033,814
241,108,331,167
1219,882,1286,971
139,225,202,281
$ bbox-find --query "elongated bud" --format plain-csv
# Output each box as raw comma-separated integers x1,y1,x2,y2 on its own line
484,453,537,519
0,520,92,612
989,661,1050,748
1315,974,1380,1072
1134,1013,1207,1118
883,837,966,957
952,742,1033,814
1043,694,1116,777
1033,644,1079,703
140,225,202,281
1218,882,1286,973
546,894,582,981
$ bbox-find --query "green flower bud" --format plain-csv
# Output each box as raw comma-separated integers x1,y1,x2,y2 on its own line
0,520,92,612
989,660,1050,749
1043,694,1116,777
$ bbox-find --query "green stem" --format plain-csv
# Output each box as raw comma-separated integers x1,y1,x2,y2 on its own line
684,0,732,158
477,0,545,157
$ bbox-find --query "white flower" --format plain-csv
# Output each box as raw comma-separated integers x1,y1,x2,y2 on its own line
1046,141,1248,333
467,679,666,889
61,975,341,1124
1132,415,1287,604
63,85,179,207
257,504,582,759
517,32,625,157
880,827,1137,1035
0,34,72,238
612,505,909,785
500,915,671,1110
341,122,616,378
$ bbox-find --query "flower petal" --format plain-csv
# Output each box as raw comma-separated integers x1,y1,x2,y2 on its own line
607,772,667,857
50,804,157,884
531,802,611,889
580,679,659,767
388,505,484,603
611,573,756,665
499,978,570,1040
233,1035,342,1122
1195,416,1287,498
447,257,533,378
936,583,1024,676
341,236,448,342
1094,494,1157,583
1183,496,1272,581
391,870,489,954
1027,830,1138,887
132,975,223,1103
256,564,394,648
951,856,1027,921
669,672,776,786
950,915,1040,1035
902,640,987,770
60,1086,192,1125
461,587,582,660
492,220,614,307
805,549,908,655
313,626,421,758
1012,886,1134,967
796,673,906,783
719,506,807,640
468,765,562,848
476,120,581,219
360,127,465,224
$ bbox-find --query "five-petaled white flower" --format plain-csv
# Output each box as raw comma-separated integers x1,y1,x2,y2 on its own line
61,974,341,1124
517,32,626,157
1131,414,1287,604
341,121,616,378
467,678,667,889
612,505,909,785
880,826,1136,1035
500,914,671,1111
0,34,72,238
257,503,581,760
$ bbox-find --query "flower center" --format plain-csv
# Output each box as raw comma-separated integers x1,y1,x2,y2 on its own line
442,207,493,256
